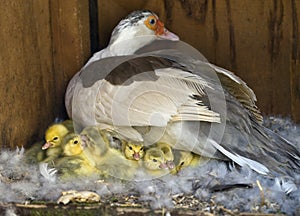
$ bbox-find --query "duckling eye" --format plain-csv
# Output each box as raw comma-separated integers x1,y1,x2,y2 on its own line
53,137,58,141
149,18,156,25
128,146,133,150
152,159,157,162
73,140,78,144
112,137,119,142
180,162,185,166
140,147,144,151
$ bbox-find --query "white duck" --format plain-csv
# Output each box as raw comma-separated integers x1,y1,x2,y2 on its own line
65,10,300,177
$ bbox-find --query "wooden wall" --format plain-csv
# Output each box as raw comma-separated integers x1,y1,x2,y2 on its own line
0,1,90,149
0,0,299,149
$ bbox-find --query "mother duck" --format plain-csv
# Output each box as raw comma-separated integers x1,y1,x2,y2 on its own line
65,10,300,177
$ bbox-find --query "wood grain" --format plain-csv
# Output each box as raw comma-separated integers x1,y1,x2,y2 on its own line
0,0,90,149
50,0,90,117
0,1,54,148
290,0,300,122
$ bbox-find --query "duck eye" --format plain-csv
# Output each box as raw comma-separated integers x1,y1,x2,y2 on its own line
149,18,156,25
152,159,157,162
53,137,58,141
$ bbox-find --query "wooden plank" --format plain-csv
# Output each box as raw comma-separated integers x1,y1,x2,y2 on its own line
0,1,55,149
0,0,90,149
290,0,300,122
50,0,90,117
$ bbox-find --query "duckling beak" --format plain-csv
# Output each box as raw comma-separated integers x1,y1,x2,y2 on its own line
159,162,169,169
133,152,140,160
80,134,89,149
81,141,87,149
42,142,53,150
166,161,175,169
156,20,179,41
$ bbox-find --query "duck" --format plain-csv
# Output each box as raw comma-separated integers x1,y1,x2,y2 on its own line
65,10,300,178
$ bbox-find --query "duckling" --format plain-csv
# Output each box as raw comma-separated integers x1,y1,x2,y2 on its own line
80,126,138,180
55,133,100,179
155,142,175,169
173,150,204,174
41,121,73,163
98,127,145,161
122,141,145,161
61,133,84,156
56,156,100,179
139,147,172,177
80,126,110,158
143,148,169,170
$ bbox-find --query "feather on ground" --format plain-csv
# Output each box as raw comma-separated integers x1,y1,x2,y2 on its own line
0,116,299,215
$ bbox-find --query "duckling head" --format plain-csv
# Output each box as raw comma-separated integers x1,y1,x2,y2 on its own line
42,124,69,150
79,126,109,158
124,142,145,161
62,134,83,156
156,142,175,169
143,148,168,170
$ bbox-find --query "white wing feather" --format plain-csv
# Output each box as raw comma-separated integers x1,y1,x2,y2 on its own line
94,67,220,127
209,139,269,175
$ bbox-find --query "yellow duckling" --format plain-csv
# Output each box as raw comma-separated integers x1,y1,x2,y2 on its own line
80,126,138,180
173,150,205,174
41,120,74,163
55,133,100,179
122,141,145,161
140,147,172,177
99,127,145,161
155,142,175,169
61,133,83,156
